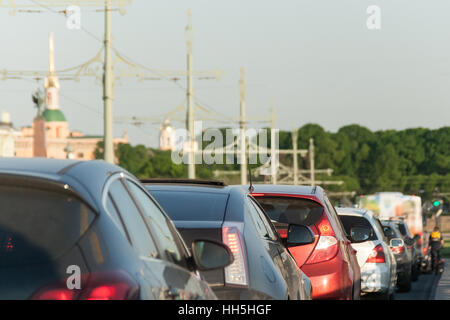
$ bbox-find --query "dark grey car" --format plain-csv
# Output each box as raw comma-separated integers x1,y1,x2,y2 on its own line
0,158,232,300
143,179,312,300
381,220,413,292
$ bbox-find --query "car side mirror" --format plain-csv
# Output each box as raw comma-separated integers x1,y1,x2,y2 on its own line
286,224,315,247
191,240,234,271
349,226,371,243
390,238,404,248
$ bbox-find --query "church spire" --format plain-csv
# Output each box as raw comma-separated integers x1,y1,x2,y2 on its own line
44,32,60,110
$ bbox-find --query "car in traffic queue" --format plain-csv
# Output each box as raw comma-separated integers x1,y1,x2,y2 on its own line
0,158,233,300
381,220,413,292
143,179,313,300
250,184,361,300
390,218,421,281
336,208,397,299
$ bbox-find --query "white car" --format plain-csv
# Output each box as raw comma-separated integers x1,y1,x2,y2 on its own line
337,207,397,299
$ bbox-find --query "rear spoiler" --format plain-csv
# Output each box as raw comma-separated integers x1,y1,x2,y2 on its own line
140,178,227,187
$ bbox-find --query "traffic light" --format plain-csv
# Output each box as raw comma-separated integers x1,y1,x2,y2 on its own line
433,200,441,207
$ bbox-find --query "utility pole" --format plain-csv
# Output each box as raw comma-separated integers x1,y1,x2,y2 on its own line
185,9,196,179
239,67,247,185
270,104,277,184
103,0,114,163
309,138,315,187
292,130,298,185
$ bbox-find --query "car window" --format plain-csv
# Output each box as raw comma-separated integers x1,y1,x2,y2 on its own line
248,197,277,241
373,217,388,243
149,190,228,222
108,179,158,258
382,223,399,241
246,198,271,239
254,196,323,227
125,180,185,266
0,183,95,268
339,215,378,241
396,222,411,238
105,194,128,239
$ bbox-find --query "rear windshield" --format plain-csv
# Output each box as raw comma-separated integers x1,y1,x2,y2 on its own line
381,222,400,240
149,190,228,221
339,215,378,241
396,223,409,237
0,183,95,268
254,196,323,226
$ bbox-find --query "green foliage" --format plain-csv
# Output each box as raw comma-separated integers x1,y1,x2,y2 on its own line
94,124,449,197
285,124,449,197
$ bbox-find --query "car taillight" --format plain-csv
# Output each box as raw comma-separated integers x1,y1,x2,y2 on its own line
277,228,288,239
31,271,139,300
423,247,428,255
305,213,338,265
366,244,386,263
391,245,405,255
222,225,248,286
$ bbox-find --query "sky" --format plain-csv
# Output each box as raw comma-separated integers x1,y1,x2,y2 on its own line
0,0,449,148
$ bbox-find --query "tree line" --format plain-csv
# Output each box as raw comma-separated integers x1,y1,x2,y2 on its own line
95,124,449,199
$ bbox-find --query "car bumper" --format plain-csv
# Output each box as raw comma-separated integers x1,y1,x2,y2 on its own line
360,263,391,293
302,259,353,300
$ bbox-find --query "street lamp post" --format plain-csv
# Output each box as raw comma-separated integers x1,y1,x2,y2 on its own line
103,0,114,163
185,9,195,179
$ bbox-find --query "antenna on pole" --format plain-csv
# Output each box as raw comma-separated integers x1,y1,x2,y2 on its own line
248,166,254,193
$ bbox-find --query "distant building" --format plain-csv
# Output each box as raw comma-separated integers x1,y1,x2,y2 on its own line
159,118,175,151
0,112,20,157
14,32,128,161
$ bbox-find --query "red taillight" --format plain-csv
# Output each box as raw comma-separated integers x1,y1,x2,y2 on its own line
391,245,405,255
278,228,288,238
222,225,248,286
35,288,76,300
316,212,334,237
305,213,338,265
31,271,139,300
423,247,428,255
366,244,386,263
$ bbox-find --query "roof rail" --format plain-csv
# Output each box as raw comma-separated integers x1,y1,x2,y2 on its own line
140,178,227,187
388,216,406,221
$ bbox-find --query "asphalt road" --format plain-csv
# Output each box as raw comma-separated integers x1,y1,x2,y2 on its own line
360,271,441,300
395,272,440,300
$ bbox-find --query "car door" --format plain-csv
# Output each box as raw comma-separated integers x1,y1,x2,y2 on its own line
372,217,397,291
106,177,166,299
247,196,302,299
123,178,213,300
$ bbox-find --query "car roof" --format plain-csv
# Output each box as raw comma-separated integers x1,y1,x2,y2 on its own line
143,183,250,222
0,158,130,212
244,184,325,203
144,182,232,194
0,157,80,176
336,207,368,216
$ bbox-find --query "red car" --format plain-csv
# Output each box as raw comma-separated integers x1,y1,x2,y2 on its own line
251,185,361,300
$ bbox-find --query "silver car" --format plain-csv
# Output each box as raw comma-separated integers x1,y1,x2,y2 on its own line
337,208,397,299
